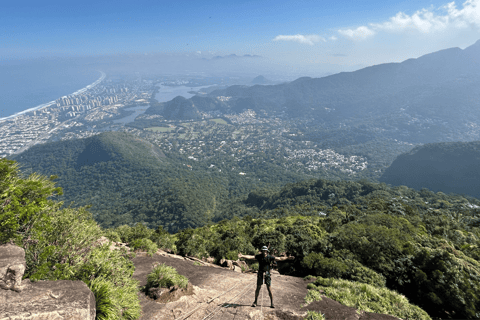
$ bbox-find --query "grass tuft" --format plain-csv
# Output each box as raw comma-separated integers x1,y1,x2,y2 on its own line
304,311,325,320
146,263,188,290
309,277,431,320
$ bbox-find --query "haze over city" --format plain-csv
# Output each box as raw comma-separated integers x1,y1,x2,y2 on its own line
2,0,480,74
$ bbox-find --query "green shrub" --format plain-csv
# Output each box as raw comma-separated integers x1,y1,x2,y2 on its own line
88,276,120,320
71,245,141,319
103,229,122,243
312,277,431,320
303,289,322,306
151,225,177,252
176,228,212,258
146,263,188,290
304,311,325,320
23,209,141,320
130,238,158,257
252,230,286,254
302,252,386,287
0,159,63,245
250,262,259,271
306,283,317,290
225,250,239,261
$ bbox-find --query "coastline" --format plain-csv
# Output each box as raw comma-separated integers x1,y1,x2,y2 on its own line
0,70,106,123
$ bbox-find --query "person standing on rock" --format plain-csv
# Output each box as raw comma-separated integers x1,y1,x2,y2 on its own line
238,246,295,308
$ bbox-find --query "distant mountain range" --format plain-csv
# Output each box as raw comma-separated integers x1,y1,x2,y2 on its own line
380,141,480,199
151,39,480,144
211,54,262,60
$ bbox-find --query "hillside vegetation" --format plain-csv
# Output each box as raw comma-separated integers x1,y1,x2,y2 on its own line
3,157,480,318
106,178,480,319
381,141,480,199
0,158,141,320
9,131,313,232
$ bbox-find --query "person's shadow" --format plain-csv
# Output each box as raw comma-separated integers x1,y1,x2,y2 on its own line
220,303,251,308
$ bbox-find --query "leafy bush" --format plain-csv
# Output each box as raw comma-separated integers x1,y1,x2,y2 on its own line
130,238,158,257
103,229,122,243
60,244,140,319
304,311,325,320
252,230,286,254
146,263,188,291
312,277,431,320
396,239,480,319
302,252,386,287
87,276,119,320
151,225,177,252
115,223,154,244
303,289,322,306
87,275,139,320
250,262,259,271
0,158,62,245
0,159,141,320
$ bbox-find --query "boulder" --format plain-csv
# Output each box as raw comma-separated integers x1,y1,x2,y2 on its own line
0,244,27,292
233,265,242,273
0,245,96,320
233,260,247,269
0,280,96,320
94,236,130,252
148,287,169,300
220,259,234,270
148,282,194,303
202,257,215,264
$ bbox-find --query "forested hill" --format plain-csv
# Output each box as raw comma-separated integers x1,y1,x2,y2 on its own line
10,129,480,235
141,40,480,144
170,179,480,318
4,155,480,318
203,39,480,120
380,141,480,199
9,131,309,232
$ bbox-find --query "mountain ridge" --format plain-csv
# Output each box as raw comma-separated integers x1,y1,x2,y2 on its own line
380,141,480,198
144,39,480,135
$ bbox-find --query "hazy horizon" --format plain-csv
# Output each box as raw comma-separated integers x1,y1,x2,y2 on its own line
2,0,480,76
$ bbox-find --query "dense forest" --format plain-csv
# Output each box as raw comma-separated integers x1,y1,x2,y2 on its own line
10,131,309,232
381,141,480,199
2,156,480,319
141,178,480,318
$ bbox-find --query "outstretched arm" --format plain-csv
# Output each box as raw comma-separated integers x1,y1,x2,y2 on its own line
238,253,256,260
274,256,295,261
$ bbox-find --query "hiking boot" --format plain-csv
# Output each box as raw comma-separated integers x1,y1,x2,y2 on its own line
251,302,257,307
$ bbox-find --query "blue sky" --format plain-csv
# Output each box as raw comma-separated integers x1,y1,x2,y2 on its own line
2,0,480,73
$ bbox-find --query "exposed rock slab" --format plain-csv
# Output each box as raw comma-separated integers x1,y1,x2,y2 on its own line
0,244,26,292
0,280,96,320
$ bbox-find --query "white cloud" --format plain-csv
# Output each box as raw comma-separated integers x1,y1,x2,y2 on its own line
338,26,375,40
329,35,338,41
273,34,326,45
338,0,480,40
371,8,449,33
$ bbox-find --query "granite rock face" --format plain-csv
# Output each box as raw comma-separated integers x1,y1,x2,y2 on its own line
94,236,131,252
0,244,27,292
0,245,96,320
1,280,96,320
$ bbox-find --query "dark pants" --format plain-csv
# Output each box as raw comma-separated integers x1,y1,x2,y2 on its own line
254,271,273,305
257,270,271,286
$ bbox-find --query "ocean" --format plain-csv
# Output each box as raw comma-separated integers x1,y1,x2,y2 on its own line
0,59,99,119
